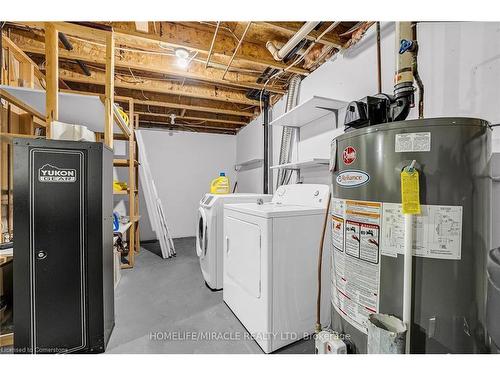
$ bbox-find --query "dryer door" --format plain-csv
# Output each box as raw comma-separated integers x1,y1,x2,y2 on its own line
196,207,207,258
225,216,261,298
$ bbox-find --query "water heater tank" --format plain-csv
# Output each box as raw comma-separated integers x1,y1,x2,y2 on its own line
330,117,491,353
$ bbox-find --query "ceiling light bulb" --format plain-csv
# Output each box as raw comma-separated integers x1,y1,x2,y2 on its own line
176,58,189,69
174,48,189,59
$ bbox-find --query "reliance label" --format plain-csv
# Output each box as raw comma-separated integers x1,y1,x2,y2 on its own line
336,170,370,188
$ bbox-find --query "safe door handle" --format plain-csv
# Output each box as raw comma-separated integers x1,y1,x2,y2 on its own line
36,250,47,260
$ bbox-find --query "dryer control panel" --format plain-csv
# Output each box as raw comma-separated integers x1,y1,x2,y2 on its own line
272,184,330,207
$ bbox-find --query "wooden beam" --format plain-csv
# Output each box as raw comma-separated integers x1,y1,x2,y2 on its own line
138,114,241,129
0,89,45,122
0,333,13,348
1,35,45,84
55,66,258,106
110,22,309,75
115,96,254,118
11,25,286,93
128,98,136,267
9,31,262,105
104,32,114,148
113,107,131,137
23,21,108,41
134,111,246,125
138,119,237,134
60,87,255,119
44,23,58,137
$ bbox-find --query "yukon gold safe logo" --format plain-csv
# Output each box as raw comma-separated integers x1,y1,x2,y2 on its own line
336,170,369,188
38,164,77,183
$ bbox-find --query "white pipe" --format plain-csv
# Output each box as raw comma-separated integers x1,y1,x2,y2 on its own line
266,21,320,61
403,213,413,354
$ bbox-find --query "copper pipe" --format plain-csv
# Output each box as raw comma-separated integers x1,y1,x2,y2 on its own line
205,21,220,69
316,192,332,333
221,22,251,80
376,22,382,93
412,22,424,118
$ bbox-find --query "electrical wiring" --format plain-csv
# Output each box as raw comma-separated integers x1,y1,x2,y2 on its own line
198,21,240,43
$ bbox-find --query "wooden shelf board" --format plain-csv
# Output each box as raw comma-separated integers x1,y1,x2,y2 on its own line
113,158,138,167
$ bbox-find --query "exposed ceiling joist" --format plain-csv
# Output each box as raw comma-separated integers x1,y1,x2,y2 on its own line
138,114,241,129
114,95,254,118
134,111,247,125
138,120,237,134
109,22,309,76
10,30,284,94
61,88,253,122
56,65,258,106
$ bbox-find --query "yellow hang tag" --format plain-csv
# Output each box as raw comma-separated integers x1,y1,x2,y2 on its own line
401,169,421,214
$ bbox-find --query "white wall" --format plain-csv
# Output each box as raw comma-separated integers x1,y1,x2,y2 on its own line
136,129,236,239
235,114,264,193
236,21,500,190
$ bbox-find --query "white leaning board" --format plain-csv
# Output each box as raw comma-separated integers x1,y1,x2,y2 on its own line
135,130,175,258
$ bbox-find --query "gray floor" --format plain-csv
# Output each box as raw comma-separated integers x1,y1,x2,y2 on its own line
106,237,314,354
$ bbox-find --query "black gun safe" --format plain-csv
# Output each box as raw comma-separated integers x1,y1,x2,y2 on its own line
13,138,114,353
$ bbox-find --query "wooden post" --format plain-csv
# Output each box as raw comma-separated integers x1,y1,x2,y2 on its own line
104,32,115,149
128,99,135,267
134,114,140,253
21,61,35,88
44,23,58,138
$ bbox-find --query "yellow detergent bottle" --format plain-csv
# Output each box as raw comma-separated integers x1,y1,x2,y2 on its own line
210,172,230,194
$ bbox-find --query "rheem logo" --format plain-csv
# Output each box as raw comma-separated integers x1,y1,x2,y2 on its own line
342,146,356,165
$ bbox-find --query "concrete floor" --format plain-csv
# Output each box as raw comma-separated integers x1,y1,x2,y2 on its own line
106,237,314,354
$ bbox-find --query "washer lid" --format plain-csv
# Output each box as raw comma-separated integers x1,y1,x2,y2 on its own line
224,202,326,218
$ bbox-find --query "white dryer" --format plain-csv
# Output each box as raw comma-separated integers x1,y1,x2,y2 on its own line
197,193,271,290
223,184,331,353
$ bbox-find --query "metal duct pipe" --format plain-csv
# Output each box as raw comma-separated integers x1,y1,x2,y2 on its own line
391,22,416,122
266,22,320,61
276,75,301,188
263,94,270,194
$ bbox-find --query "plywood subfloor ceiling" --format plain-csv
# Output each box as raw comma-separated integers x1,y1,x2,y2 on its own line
5,22,372,134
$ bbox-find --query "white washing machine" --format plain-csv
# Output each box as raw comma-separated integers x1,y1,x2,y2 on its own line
197,193,271,290
223,184,331,353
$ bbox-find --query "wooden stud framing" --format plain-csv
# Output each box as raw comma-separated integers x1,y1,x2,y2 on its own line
134,114,140,254
104,32,114,149
127,99,136,267
4,21,358,135
0,333,13,348
44,23,58,138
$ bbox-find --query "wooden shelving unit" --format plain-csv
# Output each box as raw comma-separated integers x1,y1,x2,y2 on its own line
113,106,140,269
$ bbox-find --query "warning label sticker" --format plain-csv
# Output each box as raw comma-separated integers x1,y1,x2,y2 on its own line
330,198,464,334
332,216,344,251
331,199,381,334
380,203,463,260
395,132,431,153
